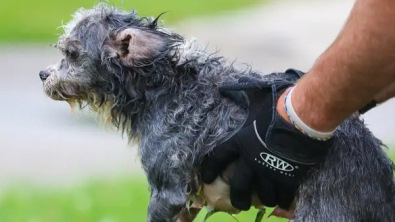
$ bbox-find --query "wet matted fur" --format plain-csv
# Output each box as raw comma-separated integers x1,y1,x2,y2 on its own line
40,4,395,222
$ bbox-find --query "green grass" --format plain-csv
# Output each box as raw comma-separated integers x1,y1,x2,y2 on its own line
0,0,263,43
1,150,394,222
0,177,285,222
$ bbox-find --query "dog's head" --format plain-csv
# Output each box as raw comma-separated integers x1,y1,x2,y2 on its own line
40,4,185,123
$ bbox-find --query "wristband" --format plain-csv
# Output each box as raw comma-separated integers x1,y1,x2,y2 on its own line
358,100,377,115
284,86,335,141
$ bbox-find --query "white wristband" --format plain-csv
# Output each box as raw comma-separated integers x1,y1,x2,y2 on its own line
284,86,335,140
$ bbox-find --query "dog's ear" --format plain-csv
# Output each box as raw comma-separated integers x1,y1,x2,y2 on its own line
102,29,135,67
102,28,165,67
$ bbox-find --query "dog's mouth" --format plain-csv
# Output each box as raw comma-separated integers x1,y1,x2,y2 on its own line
44,88,84,113
43,80,86,110
42,80,111,114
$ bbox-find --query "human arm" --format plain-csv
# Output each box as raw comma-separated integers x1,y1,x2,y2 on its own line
278,0,395,131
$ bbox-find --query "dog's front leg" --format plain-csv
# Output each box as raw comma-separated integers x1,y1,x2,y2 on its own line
147,186,187,222
141,136,196,221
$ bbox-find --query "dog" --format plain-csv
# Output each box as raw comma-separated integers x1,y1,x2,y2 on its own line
39,4,395,222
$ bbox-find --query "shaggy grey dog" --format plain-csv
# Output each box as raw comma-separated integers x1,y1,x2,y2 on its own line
39,4,395,222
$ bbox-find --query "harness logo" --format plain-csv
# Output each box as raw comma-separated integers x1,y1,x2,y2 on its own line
260,152,294,172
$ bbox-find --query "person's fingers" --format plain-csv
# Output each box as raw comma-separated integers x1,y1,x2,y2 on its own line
254,173,277,208
277,186,297,210
229,157,254,211
200,139,239,184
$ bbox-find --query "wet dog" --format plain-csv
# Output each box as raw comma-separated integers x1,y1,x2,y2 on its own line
39,4,395,222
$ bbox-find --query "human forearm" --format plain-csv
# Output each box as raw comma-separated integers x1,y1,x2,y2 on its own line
279,0,395,131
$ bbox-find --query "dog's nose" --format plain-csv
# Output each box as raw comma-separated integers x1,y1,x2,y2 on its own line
39,70,50,82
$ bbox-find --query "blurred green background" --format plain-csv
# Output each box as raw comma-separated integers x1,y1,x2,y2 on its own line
1,0,395,222
0,177,286,222
0,0,261,43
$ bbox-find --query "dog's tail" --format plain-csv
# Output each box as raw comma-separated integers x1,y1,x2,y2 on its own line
147,188,186,222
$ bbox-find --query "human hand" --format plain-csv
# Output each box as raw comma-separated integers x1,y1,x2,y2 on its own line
200,71,334,211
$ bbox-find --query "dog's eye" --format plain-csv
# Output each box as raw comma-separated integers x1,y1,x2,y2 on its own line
65,49,79,61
